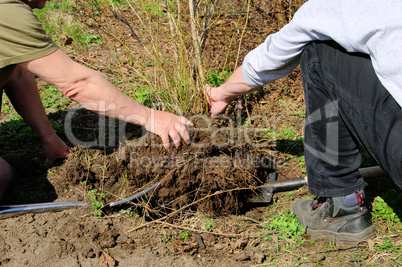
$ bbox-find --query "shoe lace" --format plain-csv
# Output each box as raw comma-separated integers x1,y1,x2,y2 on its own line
310,196,327,210
356,190,365,212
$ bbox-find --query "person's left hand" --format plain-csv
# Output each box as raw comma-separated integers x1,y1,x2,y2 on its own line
43,134,70,164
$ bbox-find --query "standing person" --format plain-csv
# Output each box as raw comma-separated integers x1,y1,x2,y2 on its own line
0,0,193,200
206,0,401,246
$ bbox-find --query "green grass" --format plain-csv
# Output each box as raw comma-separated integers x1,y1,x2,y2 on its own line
278,97,306,119
35,0,103,49
373,237,402,265
287,154,306,173
128,87,153,107
127,0,187,17
206,69,232,87
261,212,306,247
261,124,301,141
0,117,38,143
40,84,71,109
0,84,69,146
1,94,12,114
259,97,306,171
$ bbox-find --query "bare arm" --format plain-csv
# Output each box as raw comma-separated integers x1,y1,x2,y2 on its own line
18,49,192,149
206,66,257,118
3,66,69,162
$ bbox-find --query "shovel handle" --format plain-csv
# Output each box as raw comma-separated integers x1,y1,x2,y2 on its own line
269,166,385,193
261,177,307,194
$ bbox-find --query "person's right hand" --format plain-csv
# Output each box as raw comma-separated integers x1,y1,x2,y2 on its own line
143,109,193,150
205,84,231,119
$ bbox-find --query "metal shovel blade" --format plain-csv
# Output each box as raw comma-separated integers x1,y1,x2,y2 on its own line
0,201,88,220
109,182,161,207
250,177,307,204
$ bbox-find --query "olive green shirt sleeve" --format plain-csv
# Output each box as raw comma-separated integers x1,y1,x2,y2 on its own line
0,0,58,87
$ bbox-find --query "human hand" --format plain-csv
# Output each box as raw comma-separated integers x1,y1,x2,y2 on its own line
143,110,193,150
43,134,70,164
205,84,232,119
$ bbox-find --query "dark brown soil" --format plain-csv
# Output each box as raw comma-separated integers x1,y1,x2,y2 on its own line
54,115,275,215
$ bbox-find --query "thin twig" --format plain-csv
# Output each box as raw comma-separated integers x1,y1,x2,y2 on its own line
157,221,260,238
125,177,307,234
125,184,261,234
189,0,205,83
111,10,143,46
234,0,250,70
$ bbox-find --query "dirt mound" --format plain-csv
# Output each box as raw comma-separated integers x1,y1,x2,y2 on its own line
56,114,274,216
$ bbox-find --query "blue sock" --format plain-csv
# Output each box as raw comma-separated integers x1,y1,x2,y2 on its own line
342,190,365,207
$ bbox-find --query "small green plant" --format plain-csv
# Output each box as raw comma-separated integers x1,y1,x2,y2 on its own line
279,124,297,139
325,237,336,247
206,69,232,87
112,78,122,84
40,84,70,109
145,61,155,67
372,196,401,225
119,209,135,218
80,32,103,45
88,189,105,216
117,173,130,197
203,219,217,232
278,98,286,105
48,169,57,176
144,1,167,17
162,230,176,243
181,229,191,242
84,153,92,168
262,125,299,141
262,212,306,245
375,239,395,251
130,87,152,106
11,114,22,120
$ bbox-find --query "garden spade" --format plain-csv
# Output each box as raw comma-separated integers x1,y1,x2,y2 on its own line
250,166,386,204
0,201,88,220
249,177,307,204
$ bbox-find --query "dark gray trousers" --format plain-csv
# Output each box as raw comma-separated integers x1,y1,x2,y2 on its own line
300,41,402,197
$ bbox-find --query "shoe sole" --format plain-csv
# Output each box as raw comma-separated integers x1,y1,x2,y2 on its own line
307,225,376,247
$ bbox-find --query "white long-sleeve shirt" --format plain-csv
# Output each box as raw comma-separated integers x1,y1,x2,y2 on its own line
241,0,402,108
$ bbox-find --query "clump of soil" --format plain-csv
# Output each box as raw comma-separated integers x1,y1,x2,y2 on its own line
55,115,274,216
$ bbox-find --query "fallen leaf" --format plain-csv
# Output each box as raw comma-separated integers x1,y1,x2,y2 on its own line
100,251,115,267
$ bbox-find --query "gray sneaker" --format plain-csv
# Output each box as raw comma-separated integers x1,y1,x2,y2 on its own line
291,192,376,246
